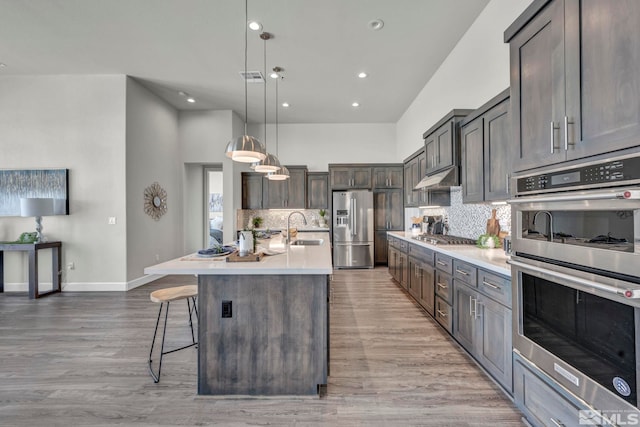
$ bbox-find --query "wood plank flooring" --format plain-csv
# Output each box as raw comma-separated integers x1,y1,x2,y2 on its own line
0,268,524,426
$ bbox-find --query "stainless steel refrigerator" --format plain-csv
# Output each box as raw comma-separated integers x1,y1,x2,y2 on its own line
333,190,374,269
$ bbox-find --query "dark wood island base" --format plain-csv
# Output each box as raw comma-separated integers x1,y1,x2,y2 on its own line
198,274,329,396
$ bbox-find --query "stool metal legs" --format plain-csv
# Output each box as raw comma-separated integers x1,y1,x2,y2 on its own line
148,296,198,383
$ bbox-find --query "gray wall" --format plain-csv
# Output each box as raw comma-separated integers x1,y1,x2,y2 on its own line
0,75,128,289
125,78,182,283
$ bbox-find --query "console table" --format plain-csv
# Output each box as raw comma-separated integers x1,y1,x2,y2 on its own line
0,241,62,299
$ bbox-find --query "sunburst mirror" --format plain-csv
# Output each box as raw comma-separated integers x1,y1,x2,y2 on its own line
144,182,167,221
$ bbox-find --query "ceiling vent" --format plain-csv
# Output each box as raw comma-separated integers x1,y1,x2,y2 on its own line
240,71,265,83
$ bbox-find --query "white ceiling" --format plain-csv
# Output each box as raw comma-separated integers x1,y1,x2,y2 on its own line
0,0,490,124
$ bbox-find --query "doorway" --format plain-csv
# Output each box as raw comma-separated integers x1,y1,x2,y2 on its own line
204,166,223,248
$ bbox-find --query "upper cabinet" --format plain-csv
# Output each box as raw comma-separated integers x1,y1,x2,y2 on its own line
506,0,640,172
461,90,511,203
242,173,264,209
422,110,473,175
263,166,307,209
306,172,329,209
403,150,427,207
372,166,403,189
329,165,372,190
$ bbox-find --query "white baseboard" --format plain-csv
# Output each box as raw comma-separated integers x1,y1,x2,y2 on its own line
2,274,166,293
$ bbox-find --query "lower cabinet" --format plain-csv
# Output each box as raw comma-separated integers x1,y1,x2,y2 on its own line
375,231,389,264
408,256,434,316
453,280,512,393
513,354,604,427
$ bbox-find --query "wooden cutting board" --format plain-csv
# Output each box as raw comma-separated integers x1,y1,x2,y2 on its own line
226,252,264,262
486,209,501,236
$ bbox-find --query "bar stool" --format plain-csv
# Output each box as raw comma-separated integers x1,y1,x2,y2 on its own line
148,285,198,383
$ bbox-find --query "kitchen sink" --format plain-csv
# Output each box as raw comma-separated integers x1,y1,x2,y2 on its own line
290,239,324,246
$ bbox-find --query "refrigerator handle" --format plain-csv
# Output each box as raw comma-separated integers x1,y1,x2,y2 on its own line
352,197,357,236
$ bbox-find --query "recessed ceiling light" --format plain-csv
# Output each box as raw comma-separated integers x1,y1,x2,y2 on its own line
368,19,384,31
186,97,196,103
358,72,367,79
270,72,279,79
0,63,6,68
282,102,289,108
248,20,262,31
352,102,360,107
178,91,187,96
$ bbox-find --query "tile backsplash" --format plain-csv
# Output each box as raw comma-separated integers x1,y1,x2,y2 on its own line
237,209,327,230
405,186,511,240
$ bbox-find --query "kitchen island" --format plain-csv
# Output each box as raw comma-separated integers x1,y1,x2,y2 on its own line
144,232,332,396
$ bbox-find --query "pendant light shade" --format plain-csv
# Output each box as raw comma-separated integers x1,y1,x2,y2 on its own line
254,153,281,172
225,135,266,163
268,165,289,180
224,0,266,163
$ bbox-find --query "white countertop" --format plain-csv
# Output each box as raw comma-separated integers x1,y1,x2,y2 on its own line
144,232,333,276
388,231,511,277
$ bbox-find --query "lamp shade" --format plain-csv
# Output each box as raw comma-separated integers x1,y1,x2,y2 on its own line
225,135,266,163
254,153,281,173
267,166,290,181
20,198,54,217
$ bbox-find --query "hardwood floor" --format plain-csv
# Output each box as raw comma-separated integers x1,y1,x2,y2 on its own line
0,268,524,426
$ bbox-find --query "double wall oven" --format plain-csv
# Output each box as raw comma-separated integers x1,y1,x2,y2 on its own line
510,153,640,413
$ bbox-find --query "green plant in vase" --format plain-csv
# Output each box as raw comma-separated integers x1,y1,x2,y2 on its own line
318,209,327,227
252,216,263,229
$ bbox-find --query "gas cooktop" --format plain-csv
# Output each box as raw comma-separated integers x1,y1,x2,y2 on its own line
412,234,476,245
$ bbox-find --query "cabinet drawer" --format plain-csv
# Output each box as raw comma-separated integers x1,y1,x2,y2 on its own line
434,253,453,274
514,357,582,427
434,270,453,304
398,239,408,252
408,243,434,265
388,236,398,249
453,259,477,286
434,296,452,334
478,270,511,308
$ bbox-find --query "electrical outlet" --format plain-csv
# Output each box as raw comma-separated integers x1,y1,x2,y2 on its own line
67,262,75,270
222,300,232,318
108,217,117,225
155,254,160,261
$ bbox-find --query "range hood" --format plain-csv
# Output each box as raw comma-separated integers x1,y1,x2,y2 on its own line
414,166,459,190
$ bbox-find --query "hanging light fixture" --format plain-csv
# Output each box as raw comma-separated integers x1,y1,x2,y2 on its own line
225,0,266,163
268,71,290,181
253,32,281,173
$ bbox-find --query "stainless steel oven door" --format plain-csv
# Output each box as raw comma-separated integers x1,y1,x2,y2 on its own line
510,187,640,278
511,255,640,412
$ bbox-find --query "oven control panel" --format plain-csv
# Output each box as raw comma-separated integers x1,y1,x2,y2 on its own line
516,156,640,193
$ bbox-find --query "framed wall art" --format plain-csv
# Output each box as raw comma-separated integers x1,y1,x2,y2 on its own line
0,169,69,217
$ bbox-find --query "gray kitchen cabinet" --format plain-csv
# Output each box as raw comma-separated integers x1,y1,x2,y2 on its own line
506,0,640,172
242,172,264,209
373,166,403,189
422,110,473,175
461,90,511,203
408,243,435,316
263,166,307,209
453,277,513,393
403,156,418,206
388,236,408,288
388,244,398,280
404,149,444,207
307,172,329,209
375,231,389,265
514,354,594,427
329,165,372,189
374,189,403,265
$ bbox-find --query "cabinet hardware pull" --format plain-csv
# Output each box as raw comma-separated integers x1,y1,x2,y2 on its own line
550,418,565,427
436,282,447,289
564,116,575,150
437,309,447,318
455,269,469,276
469,295,474,317
506,173,510,193
482,280,500,290
432,154,436,168
436,260,447,266
550,121,560,154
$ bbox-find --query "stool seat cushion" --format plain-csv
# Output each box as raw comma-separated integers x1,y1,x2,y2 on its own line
150,285,198,303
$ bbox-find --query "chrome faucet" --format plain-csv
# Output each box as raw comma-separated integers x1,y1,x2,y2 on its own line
286,211,307,244
533,210,554,242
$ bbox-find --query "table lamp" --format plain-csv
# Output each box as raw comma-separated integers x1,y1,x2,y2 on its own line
20,198,54,243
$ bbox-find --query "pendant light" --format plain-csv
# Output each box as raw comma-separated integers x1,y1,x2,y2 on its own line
253,32,281,173
225,0,266,163
268,71,290,181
